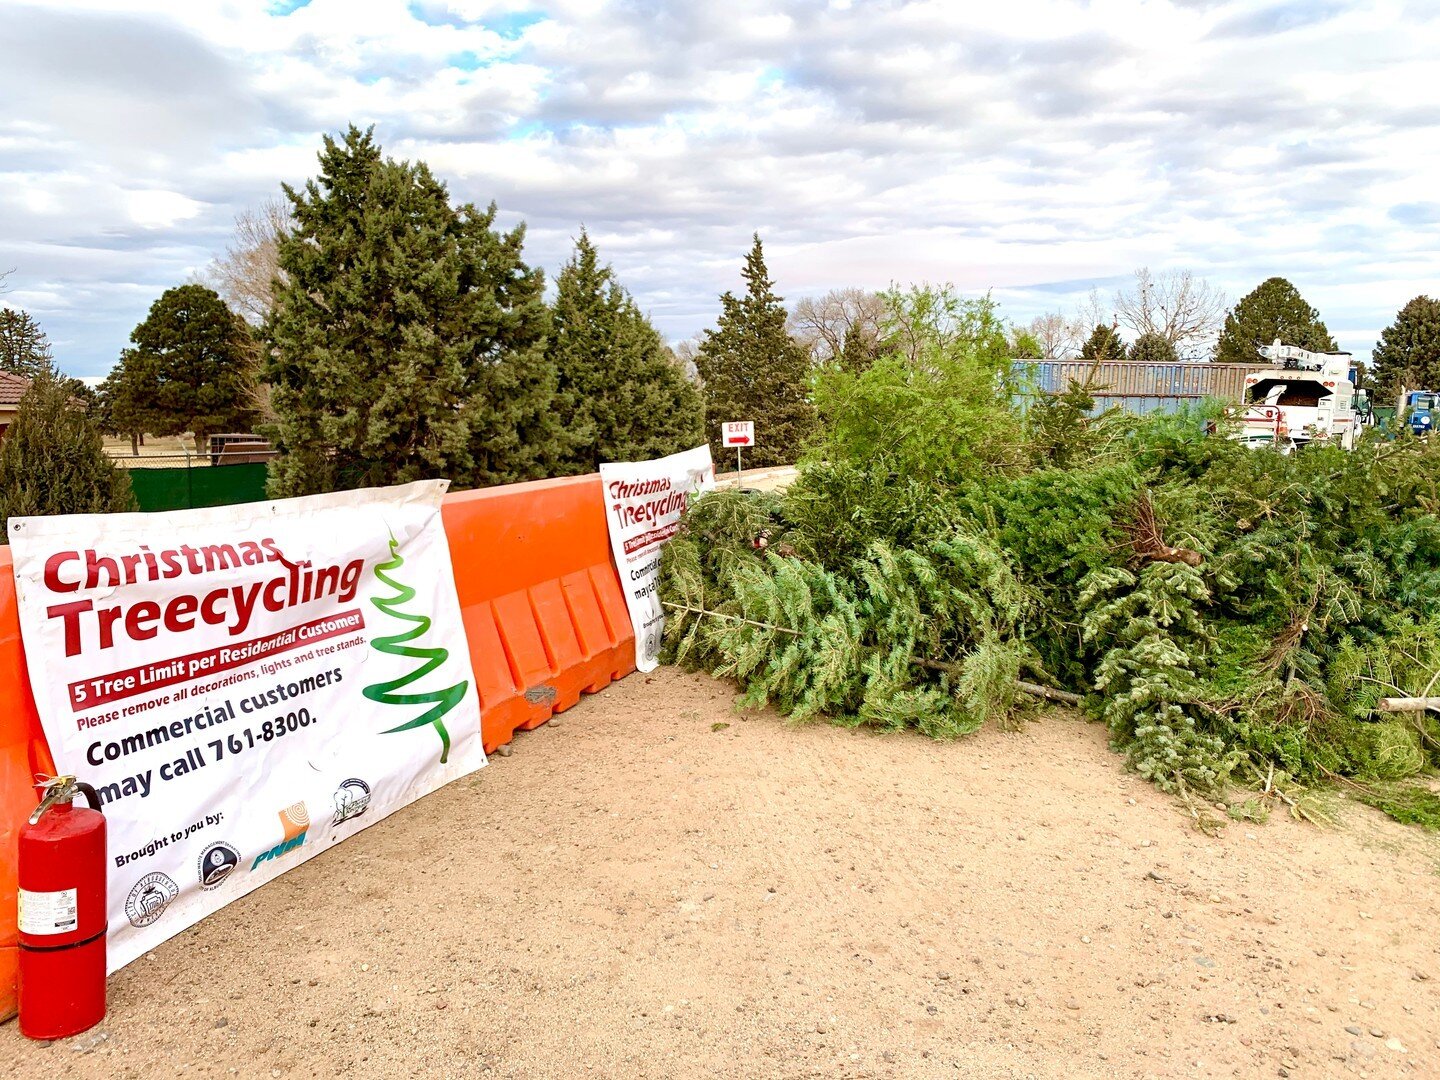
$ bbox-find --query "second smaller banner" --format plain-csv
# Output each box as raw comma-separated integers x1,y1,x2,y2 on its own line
599,445,715,671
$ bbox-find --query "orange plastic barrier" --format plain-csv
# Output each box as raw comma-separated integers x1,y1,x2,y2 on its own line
440,474,635,752
0,549,57,1022
0,473,634,1020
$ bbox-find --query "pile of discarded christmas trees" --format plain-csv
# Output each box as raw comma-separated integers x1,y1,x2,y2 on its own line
662,295,1440,828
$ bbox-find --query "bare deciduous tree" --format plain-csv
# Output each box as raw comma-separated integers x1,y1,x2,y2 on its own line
1113,268,1225,360
1028,312,1080,359
205,198,291,325
1074,287,1112,340
788,287,885,364
672,333,705,384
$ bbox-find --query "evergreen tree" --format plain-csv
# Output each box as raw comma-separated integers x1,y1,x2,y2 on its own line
1213,277,1337,364
1080,323,1125,363
0,308,55,378
96,353,158,456
549,230,703,470
695,236,816,468
264,126,557,495
1371,296,1440,399
453,203,560,488
121,284,256,454
0,370,135,537
1128,331,1179,364
837,327,881,375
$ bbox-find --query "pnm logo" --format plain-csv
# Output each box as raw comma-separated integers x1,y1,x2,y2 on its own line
332,778,371,826
250,802,309,870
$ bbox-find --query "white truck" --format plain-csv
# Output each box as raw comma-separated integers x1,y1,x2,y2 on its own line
1236,341,1368,451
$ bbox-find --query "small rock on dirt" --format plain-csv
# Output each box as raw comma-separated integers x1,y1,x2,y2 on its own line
494,744,513,757
67,1031,109,1053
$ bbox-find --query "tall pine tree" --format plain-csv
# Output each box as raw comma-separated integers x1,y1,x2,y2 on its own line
96,351,159,456
696,236,816,468
549,230,703,470
264,126,557,495
1371,296,1440,399
0,308,55,379
453,203,561,488
120,284,256,454
1213,277,1337,364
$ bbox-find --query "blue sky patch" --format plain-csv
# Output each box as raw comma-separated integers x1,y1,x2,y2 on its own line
408,2,543,39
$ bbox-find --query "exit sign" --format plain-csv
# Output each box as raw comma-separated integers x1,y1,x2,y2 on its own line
723,421,754,447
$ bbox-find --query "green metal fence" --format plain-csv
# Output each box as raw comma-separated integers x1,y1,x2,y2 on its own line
123,462,272,512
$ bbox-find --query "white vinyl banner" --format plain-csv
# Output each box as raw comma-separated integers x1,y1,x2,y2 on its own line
599,445,715,672
9,480,484,972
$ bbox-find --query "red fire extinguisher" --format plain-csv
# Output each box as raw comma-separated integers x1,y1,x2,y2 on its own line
18,775,107,1040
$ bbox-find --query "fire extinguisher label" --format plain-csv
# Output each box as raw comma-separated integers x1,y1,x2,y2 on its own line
18,887,79,936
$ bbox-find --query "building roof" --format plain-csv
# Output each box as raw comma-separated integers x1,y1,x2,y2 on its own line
0,371,30,407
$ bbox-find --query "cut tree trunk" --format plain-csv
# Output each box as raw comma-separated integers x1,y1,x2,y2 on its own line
1377,697,1440,712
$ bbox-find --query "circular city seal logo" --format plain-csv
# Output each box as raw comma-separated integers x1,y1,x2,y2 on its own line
331,778,371,826
197,842,241,890
125,872,179,927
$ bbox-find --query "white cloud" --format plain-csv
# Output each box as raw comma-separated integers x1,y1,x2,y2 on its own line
125,190,205,229
0,0,1437,375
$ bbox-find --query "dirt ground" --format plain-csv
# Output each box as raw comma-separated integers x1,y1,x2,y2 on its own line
4,667,1438,1079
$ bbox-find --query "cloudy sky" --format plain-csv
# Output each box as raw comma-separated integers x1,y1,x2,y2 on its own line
2,0,1437,377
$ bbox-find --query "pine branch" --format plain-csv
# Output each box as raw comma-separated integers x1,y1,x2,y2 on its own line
661,601,800,636
666,601,1079,705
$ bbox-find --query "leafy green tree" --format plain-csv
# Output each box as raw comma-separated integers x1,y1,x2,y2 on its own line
264,126,558,495
1010,327,1043,360
0,370,135,537
1080,323,1125,363
812,287,1025,485
1371,296,1440,399
0,308,55,379
696,236,817,468
548,230,703,470
1128,331,1179,364
120,284,256,455
1213,277,1337,364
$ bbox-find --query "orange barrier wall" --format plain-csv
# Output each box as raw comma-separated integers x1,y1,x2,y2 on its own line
440,474,635,751
0,549,57,1022
0,473,634,1021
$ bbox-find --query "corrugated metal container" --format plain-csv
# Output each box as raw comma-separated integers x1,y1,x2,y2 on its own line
1015,360,1268,402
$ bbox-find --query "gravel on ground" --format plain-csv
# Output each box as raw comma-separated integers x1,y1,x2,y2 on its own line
3,667,1437,1079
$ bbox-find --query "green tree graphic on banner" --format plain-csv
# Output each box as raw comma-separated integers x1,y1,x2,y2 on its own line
363,536,469,763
